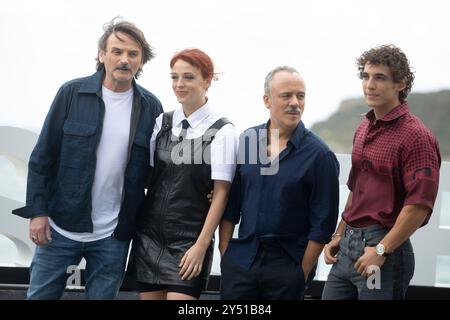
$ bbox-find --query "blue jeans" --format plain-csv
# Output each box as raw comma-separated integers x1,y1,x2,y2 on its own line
321,224,415,300
27,227,130,300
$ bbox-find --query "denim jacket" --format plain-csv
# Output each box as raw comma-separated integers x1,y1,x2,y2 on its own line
12,69,163,240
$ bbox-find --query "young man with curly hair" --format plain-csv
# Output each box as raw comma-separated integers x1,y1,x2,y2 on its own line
321,45,441,300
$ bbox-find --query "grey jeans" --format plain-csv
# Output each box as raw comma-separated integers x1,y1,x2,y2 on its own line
321,224,415,300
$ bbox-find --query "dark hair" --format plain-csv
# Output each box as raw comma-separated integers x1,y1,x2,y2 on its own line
170,48,215,82
96,17,154,79
356,44,414,102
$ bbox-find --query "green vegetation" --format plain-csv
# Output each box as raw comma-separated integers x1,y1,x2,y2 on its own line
311,90,450,160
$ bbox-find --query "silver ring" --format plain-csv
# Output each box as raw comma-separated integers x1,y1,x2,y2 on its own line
31,235,37,242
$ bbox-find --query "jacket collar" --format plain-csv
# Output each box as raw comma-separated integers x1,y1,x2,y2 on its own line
78,68,145,98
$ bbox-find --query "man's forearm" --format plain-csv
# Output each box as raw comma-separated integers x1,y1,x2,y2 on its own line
380,204,429,253
332,191,352,237
334,220,347,237
218,219,235,255
302,240,324,276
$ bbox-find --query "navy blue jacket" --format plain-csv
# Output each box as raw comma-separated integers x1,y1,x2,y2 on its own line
12,69,163,240
222,121,340,270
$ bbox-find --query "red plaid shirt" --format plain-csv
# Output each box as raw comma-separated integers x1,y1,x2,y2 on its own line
343,102,441,228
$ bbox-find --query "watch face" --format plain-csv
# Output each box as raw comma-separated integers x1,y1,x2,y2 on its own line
376,244,385,255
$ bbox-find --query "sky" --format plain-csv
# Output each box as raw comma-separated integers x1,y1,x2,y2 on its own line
1,0,450,134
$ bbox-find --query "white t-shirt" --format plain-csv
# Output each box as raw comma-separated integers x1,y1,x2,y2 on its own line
150,101,238,182
50,86,133,242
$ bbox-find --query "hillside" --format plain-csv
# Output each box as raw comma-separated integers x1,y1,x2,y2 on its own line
311,90,450,160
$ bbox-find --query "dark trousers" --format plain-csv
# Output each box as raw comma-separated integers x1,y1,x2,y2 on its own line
220,243,311,300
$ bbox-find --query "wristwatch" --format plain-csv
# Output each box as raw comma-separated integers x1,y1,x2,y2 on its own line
375,243,390,257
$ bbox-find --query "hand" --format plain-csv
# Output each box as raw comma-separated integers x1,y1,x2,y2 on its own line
324,236,341,264
206,190,214,203
179,243,207,280
30,216,52,246
354,246,386,277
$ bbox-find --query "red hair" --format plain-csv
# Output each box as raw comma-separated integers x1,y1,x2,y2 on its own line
170,48,215,81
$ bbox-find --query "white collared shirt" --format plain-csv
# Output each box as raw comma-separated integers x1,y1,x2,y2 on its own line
150,101,238,182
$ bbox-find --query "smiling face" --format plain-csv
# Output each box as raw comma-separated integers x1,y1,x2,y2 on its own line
98,32,143,92
264,70,306,133
171,59,210,110
361,63,406,118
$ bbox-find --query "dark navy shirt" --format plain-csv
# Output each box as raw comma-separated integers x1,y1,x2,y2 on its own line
222,120,340,270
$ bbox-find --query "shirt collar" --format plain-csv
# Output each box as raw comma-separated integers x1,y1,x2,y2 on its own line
261,119,306,149
365,102,409,123
289,121,306,149
173,99,212,129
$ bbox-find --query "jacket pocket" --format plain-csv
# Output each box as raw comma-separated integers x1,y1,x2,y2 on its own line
63,121,97,137
61,121,97,169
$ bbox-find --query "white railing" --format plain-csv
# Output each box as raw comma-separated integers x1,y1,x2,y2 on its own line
1,125,449,287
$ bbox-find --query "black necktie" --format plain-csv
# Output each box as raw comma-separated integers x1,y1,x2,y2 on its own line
179,119,190,141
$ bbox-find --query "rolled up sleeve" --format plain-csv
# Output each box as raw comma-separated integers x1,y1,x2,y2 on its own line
402,134,441,222
222,164,242,224
307,151,340,243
